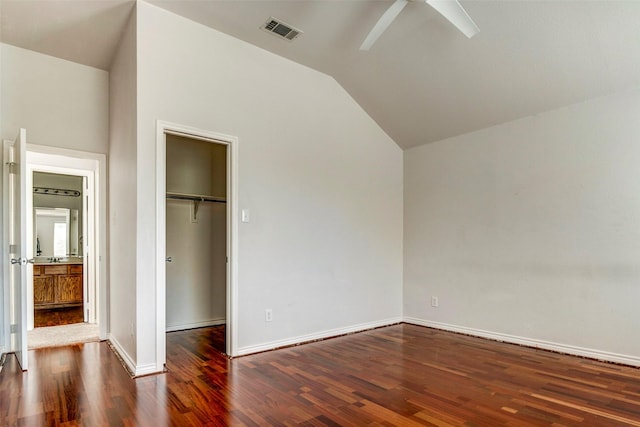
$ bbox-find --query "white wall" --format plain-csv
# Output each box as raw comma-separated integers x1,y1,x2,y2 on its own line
0,8,4,353
0,42,108,354
135,1,403,365
0,44,108,153
166,202,227,330
404,88,640,364
108,8,138,365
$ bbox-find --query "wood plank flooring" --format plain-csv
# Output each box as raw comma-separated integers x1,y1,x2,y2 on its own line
1,323,640,426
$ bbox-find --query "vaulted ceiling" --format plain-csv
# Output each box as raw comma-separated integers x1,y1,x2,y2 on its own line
3,0,640,149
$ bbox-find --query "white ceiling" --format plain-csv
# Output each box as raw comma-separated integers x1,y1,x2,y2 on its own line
2,0,640,149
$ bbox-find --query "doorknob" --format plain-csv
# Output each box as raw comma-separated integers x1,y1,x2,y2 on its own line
165,257,172,263
11,258,26,265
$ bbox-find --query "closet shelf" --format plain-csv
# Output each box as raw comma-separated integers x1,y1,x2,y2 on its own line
166,192,226,204
166,192,226,221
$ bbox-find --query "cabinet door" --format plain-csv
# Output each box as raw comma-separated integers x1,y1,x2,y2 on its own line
57,275,83,303
34,276,55,304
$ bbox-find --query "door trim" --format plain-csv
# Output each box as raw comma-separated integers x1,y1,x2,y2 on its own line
2,137,28,366
25,145,108,340
2,141,12,355
156,120,239,370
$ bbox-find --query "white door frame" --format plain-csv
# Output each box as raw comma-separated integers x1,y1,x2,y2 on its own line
2,135,28,367
156,120,239,367
26,145,108,339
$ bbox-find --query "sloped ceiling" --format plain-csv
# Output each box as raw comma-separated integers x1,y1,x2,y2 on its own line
3,0,640,149
0,0,134,70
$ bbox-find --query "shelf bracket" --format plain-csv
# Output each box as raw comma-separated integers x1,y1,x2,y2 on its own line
192,198,203,222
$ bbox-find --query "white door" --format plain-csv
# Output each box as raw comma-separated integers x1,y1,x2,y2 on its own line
7,128,28,370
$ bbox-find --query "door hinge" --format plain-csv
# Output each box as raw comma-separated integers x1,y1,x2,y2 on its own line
10,324,17,333
6,161,17,174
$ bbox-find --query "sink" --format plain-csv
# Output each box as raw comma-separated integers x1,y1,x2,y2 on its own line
33,256,83,265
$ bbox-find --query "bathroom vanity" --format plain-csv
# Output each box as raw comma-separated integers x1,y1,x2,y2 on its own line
33,261,83,308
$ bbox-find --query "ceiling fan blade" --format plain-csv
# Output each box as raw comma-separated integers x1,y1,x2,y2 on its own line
426,0,479,38
360,0,409,51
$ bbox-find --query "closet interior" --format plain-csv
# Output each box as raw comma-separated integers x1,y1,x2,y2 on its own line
165,134,227,350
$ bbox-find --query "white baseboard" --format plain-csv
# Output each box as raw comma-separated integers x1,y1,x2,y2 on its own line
166,318,225,333
108,334,162,377
404,317,640,367
107,334,136,375
133,362,160,377
237,317,402,356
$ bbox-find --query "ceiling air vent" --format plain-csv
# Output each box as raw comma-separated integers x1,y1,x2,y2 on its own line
261,17,302,41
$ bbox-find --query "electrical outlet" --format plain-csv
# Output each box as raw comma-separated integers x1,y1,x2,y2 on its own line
265,309,273,322
431,296,439,307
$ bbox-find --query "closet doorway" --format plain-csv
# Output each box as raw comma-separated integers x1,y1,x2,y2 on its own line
156,122,238,365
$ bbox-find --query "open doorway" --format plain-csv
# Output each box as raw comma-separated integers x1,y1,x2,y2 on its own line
25,145,107,349
165,135,227,353
156,121,238,368
27,172,98,348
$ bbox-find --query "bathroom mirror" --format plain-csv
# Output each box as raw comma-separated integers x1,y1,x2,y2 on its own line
34,207,80,257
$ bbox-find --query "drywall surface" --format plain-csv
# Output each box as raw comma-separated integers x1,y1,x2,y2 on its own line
0,43,108,153
404,88,640,361
0,34,4,353
1,41,108,354
166,201,226,330
108,8,138,365
165,135,227,331
136,1,402,363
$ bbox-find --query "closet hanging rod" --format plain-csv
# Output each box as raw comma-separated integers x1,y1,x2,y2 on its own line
166,191,226,204
33,186,81,197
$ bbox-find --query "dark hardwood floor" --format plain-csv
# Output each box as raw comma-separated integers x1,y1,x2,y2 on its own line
1,323,640,426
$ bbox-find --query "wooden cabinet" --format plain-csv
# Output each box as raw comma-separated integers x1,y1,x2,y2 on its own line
33,264,83,309
34,274,55,304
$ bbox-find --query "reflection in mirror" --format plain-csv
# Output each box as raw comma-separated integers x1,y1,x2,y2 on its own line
33,171,84,260
34,208,79,257
53,222,67,256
